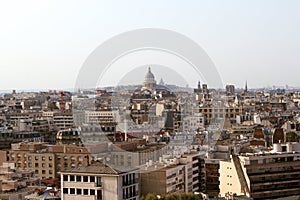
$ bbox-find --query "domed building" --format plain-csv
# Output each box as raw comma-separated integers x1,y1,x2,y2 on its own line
129,67,180,131
142,67,156,90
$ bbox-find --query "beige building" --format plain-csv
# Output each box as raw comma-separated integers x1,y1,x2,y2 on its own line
141,152,200,196
219,144,300,199
85,110,119,130
8,142,92,179
53,113,74,130
60,161,140,200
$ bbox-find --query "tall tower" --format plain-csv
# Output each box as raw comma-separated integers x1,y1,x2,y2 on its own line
244,81,248,93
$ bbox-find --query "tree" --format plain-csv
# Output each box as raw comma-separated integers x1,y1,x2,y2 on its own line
141,193,201,200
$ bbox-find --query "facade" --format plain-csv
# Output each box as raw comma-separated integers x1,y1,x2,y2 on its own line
140,152,200,196
182,112,205,132
53,113,73,130
199,158,220,198
84,110,119,131
199,107,243,124
219,144,300,199
8,142,92,179
60,161,140,200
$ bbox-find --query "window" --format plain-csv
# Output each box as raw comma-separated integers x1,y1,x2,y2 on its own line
90,176,95,182
83,176,89,182
63,188,68,194
90,189,95,195
77,188,82,195
35,163,39,167
83,189,89,195
49,170,53,175
96,177,102,187
42,170,46,174
42,156,45,161
70,175,75,182
35,170,39,174
35,156,39,161
76,176,81,182
97,190,102,200
28,163,32,167
63,175,68,181
42,163,46,167
28,156,32,160
49,163,53,168
70,188,75,194
49,156,52,161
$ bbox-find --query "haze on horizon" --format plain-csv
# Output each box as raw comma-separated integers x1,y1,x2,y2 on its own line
1,0,300,90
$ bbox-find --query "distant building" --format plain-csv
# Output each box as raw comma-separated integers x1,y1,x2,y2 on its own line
182,112,205,132
85,110,119,131
142,67,156,91
53,113,73,130
226,85,235,95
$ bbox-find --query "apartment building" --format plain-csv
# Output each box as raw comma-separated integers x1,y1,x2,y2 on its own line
199,158,220,199
60,161,140,200
140,152,200,196
199,106,243,124
8,142,92,179
219,143,300,199
53,113,74,130
182,112,205,132
85,110,119,132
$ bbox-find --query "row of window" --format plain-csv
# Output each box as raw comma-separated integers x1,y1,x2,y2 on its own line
122,173,136,186
122,185,137,199
63,188,102,199
28,163,53,168
63,175,101,185
11,154,53,161
35,169,53,174
57,156,84,161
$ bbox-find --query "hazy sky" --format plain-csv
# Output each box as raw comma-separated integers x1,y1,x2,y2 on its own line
1,0,300,90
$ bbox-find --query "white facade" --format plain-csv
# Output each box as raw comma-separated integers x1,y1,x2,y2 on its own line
182,113,204,132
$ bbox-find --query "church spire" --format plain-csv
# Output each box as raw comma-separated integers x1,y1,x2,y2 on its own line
245,81,248,93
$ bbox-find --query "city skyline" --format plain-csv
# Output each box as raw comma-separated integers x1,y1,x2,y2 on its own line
1,0,300,90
